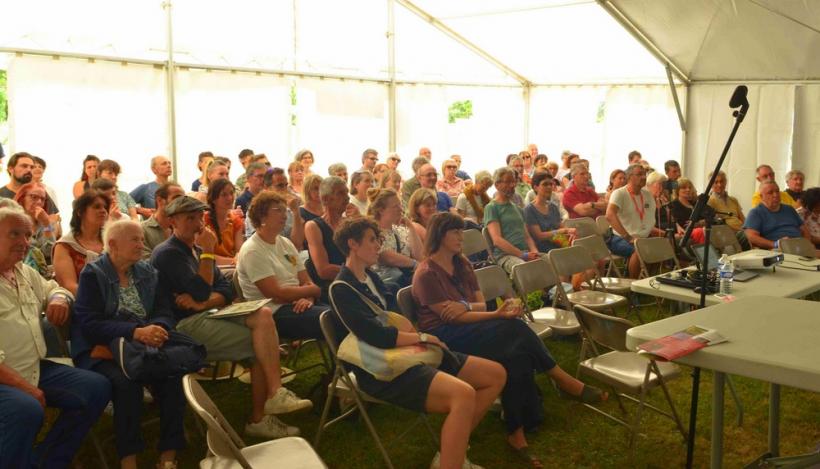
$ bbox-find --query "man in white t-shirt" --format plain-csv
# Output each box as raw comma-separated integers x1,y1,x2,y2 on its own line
606,164,656,278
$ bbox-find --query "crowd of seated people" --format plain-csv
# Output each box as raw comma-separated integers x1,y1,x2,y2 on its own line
1,143,818,469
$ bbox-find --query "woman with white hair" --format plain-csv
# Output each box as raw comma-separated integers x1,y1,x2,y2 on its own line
72,219,185,469
646,171,675,237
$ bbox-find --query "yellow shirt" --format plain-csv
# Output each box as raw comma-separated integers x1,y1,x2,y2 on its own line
0,263,73,386
708,193,744,231
750,191,795,209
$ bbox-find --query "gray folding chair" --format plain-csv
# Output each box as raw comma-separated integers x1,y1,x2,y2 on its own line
572,235,633,295
595,215,611,236
461,228,490,259
396,286,419,323
510,258,580,335
314,309,437,469
183,375,327,469
710,224,744,255
634,237,681,279
474,264,552,339
481,226,497,262
572,305,686,448
778,237,818,258
565,217,598,238
546,246,628,315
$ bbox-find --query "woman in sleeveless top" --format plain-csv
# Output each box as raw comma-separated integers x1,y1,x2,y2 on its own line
53,190,109,295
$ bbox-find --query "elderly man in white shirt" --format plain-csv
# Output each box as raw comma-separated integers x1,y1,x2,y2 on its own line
0,204,110,469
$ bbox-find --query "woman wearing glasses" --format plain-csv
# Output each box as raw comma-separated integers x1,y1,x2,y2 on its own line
436,159,465,199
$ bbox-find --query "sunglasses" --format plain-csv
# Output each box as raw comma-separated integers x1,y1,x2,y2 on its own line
446,166,457,169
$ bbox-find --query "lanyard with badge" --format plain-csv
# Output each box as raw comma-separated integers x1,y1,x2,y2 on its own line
628,187,647,231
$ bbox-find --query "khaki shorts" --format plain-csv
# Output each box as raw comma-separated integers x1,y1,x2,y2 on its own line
177,312,255,362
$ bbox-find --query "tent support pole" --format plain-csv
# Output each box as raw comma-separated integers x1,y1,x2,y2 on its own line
163,1,179,181
387,0,397,152
667,65,686,132
523,84,531,147
395,0,531,86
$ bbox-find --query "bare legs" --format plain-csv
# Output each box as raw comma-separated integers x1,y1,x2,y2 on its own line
425,357,506,469
244,306,282,423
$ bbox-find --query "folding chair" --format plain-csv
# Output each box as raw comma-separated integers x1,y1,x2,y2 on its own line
510,259,580,335
572,235,633,296
461,228,491,260
595,215,611,236
596,215,627,272
474,264,552,339
481,227,497,262
546,246,627,315
572,305,686,448
183,375,327,469
634,237,681,280
564,217,598,238
710,224,744,255
778,237,818,258
314,311,437,469
396,286,420,323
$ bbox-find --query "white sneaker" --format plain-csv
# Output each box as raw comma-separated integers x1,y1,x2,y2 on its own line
244,415,300,439
264,387,313,414
429,451,485,469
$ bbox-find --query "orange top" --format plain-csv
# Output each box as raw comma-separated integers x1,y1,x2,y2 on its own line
204,211,244,257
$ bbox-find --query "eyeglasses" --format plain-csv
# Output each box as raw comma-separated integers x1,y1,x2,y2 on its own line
366,157,377,161
445,166,457,169
390,158,401,164
523,156,532,160
273,183,288,189
27,194,46,202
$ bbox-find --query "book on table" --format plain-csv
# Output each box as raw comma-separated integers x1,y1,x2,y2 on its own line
638,325,727,361
207,298,272,319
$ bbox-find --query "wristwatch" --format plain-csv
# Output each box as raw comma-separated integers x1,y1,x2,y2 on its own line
418,332,429,343
459,300,472,311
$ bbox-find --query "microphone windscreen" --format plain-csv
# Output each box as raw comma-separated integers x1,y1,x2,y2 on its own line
729,85,748,108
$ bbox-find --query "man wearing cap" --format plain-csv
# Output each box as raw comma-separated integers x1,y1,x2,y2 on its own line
140,182,185,259
151,196,311,439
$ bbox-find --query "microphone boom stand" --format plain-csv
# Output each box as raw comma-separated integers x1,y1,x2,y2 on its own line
678,95,748,469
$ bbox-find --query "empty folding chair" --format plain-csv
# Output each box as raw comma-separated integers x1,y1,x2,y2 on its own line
510,258,580,335
634,237,681,279
564,217,598,238
183,375,327,469
710,224,744,255
546,246,627,315
778,237,817,258
572,305,686,448
474,264,552,339
572,235,633,296
314,311,437,469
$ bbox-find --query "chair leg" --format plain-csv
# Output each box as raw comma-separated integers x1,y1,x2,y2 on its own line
345,380,395,469
89,431,110,469
652,361,687,442
629,366,652,448
314,369,340,448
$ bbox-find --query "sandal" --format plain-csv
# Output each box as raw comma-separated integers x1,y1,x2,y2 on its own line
508,444,544,469
556,383,607,404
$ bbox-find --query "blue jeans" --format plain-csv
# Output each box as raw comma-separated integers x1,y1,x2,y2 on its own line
0,360,111,469
606,234,635,258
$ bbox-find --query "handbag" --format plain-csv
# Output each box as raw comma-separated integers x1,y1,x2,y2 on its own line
330,280,443,382
111,329,207,382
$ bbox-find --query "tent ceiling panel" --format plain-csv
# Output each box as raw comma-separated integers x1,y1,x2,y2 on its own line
610,0,820,81
2,0,165,60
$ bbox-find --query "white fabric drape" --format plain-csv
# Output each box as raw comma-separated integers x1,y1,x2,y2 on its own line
7,54,167,219
685,84,796,206
792,86,820,188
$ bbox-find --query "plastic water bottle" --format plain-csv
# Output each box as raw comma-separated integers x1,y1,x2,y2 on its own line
718,254,734,294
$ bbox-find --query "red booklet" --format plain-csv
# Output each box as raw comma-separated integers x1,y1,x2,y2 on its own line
638,326,726,361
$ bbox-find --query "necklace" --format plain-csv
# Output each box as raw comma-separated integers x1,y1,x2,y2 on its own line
0,268,17,289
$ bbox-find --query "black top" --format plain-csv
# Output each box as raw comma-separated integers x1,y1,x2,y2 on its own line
309,217,345,266
299,206,321,223
150,235,234,321
330,266,399,348
785,189,803,204
669,199,713,228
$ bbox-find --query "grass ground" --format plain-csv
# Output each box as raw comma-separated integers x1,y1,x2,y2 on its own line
66,299,820,468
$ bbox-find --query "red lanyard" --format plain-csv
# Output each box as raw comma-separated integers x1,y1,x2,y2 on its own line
627,187,646,221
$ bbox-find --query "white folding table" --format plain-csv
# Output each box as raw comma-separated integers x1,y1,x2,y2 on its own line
626,296,820,468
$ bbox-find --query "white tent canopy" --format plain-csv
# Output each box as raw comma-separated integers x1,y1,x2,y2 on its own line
2,0,818,221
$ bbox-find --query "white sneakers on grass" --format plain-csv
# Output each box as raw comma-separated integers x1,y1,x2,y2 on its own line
244,415,300,439
263,387,313,415
429,451,485,469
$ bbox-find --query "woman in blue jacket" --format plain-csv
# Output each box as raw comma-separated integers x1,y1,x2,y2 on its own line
72,219,184,469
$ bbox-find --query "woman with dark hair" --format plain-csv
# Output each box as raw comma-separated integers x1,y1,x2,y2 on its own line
331,216,505,469
525,172,574,252
349,170,373,216
606,169,626,203
53,190,110,295
799,187,820,247
203,178,244,266
294,149,314,176
413,212,607,468
72,155,100,199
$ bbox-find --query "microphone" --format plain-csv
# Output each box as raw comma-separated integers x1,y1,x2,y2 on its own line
729,85,748,108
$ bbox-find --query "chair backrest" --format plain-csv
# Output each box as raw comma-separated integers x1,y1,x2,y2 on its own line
595,216,611,236
481,227,496,261
778,237,817,258
319,310,342,356
634,237,680,278
572,234,612,263
182,374,251,469
462,229,490,258
474,264,514,300
710,224,744,255
510,258,559,296
396,286,419,323
547,245,596,278
231,269,246,302
573,305,634,353
565,217,598,238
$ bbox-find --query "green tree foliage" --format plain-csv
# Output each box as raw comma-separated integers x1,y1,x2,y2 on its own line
0,70,7,122
448,99,473,124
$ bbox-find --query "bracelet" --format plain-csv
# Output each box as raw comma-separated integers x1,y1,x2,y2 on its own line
774,240,780,249
48,292,71,304
459,300,471,311
199,253,216,261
